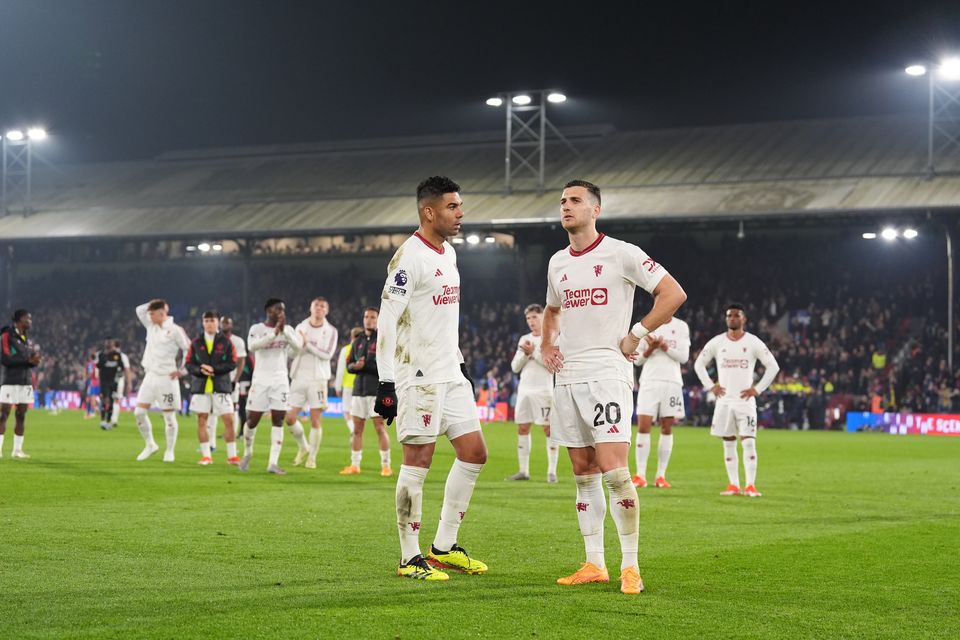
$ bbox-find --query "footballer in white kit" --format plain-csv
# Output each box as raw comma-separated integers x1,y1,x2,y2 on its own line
506,304,560,483
376,176,488,581
632,316,690,489
541,179,686,595
133,299,191,463
286,297,338,469
240,298,304,475
694,303,779,498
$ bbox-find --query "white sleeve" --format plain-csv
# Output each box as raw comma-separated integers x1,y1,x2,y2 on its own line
376,298,407,383
233,338,247,358
753,338,780,394
334,348,347,391
667,321,690,364
619,243,668,295
511,345,529,374
694,338,717,388
382,245,421,305
173,324,190,352
136,303,151,330
247,326,273,352
545,258,561,309
121,353,131,369
282,325,304,350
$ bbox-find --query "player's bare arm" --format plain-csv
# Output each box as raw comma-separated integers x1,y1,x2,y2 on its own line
539,305,564,373
619,274,687,357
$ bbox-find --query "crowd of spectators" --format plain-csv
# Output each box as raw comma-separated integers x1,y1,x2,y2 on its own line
5,229,959,427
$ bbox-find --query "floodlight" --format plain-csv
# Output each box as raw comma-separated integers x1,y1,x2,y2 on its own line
938,57,960,80
5,130,24,142
547,92,567,103
212,243,223,251
484,236,496,244
197,242,211,252
186,245,197,252
486,97,503,107
881,227,898,241
452,237,465,244
905,64,927,76
26,127,47,141
903,228,919,239
862,232,877,240
466,234,480,245
512,94,532,106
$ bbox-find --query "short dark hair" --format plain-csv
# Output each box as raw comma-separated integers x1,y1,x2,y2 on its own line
12,309,29,323
219,315,233,324
563,179,601,206
364,306,379,315
264,298,284,311
147,299,167,311
312,296,328,305
112,339,122,349
524,304,543,315
726,303,746,313
416,176,461,206
202,310,218,320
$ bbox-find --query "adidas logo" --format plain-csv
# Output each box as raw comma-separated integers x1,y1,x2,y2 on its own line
435,269,443,277
560,273,568,282
607,425,619,434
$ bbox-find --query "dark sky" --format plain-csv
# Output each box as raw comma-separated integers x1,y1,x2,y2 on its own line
2,0,960,162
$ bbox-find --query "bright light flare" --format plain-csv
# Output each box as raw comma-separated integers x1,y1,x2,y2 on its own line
5,130,24,142
938,57,960,80
484,236,496,244
511,94,532,106
212,243,224,251
485,97,503,107
197,242,211,252
466,234,480,245
547,92,567,103
905,64,927,76
862,232,877,240
27,127,47,141
881,228,898,241
452,237,465,244
903,228,919,239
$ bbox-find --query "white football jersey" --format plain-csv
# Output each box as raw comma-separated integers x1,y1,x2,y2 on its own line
228,334,247,359
381,232,463,389
635,317,690,387
694,332,780,406
136,303,190,376
511,333,553,394
545,234,668,387
290,318,338,381
247,323,303,385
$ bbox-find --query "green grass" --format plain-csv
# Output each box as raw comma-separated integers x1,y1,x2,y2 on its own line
1,411,958,639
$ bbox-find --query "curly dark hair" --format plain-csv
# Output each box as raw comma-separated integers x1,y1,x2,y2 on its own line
416,176,461,205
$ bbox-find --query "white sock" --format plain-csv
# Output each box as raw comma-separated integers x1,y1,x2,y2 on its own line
135,408,156,446
433,459,484,552
226,441,237,458
656,433,674,479
604,467,639,571
723,439,740,486
0,434,4,452
13,434,24,453
268,425,284,467
244,425,257,457
309,425,322,455
200,441,211,457
345,417,354,435
289,420,308,450
742,438,758,486
351,449,362,468
574,473,606,568
517,434,531,475
110,401,120,425
380,448,391,469
634,432,651,480
546,437,559,475
162,413,178,455
209,416,218,444
396,465,428,563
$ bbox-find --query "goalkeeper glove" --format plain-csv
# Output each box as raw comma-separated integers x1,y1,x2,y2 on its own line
375,381,398,425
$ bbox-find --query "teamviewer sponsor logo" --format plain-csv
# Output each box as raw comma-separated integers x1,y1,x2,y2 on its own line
561,287,608,308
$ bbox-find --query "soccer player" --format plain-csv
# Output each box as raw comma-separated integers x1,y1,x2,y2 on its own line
0,310,40,459
84,353,100,420
133,299,190,462
287,297,338,469
334,327,362,435
240,298,303,475
376,175,488,581
185,311,238,465
693,304,780,498
540,179,686,595
97,338,133,430
632,316,690,488
340,308,391,476
507,304,560,483
210,316,247,445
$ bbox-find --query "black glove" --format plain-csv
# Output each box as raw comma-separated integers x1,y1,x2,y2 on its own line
460,363,476,397
375,381,398,425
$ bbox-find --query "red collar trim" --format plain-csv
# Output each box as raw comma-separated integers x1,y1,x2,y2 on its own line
414,231,445,254
569,233,605,257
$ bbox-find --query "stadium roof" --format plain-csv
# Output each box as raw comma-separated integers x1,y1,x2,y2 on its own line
4,114,960,241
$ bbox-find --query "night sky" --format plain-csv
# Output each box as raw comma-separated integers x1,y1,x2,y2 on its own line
2,0,960,162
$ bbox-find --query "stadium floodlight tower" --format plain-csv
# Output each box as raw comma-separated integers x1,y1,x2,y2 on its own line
1,126,46,216
905,58,960,178
485,90,579,195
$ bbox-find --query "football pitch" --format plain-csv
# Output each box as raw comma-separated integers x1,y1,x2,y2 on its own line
1,411,958,639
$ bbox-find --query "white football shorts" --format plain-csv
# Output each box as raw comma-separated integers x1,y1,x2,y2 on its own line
0,384,34,405
710,401,758,438
246,381,290,413
514,388,553,425
397,379,481,445
136,373,181,411
552,379,633,448
636,380,685,420
189,392,234,416
289,378,328,411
